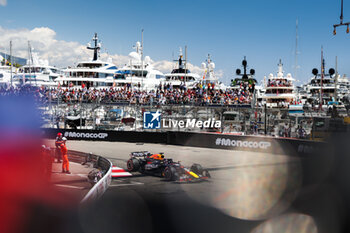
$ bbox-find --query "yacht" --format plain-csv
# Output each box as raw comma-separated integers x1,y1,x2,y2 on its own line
11,48,62,87
306,74,336,106
228,57,262,105
303,50,343,109
199,54,226,89
229,57,258,90
56,33,118,89
304,72,349,115
111,41,165,90
262,60,297,109
163,48,200,88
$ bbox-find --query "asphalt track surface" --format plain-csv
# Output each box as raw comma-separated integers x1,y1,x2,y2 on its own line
56,140,324,233
39,135,350,233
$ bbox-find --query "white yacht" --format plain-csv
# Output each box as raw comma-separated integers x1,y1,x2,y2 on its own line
164,48,200,88
306,74,336,105
111,41,165,90
304,72,349,114
227,57,263,106
13,51,63,87
57,33,118,89
303,50,343,108
262,60,297,108
199,54,226,89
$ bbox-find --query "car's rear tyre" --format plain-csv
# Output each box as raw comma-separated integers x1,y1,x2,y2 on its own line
190,163,203,175
127,158,140,172
164,166,178,181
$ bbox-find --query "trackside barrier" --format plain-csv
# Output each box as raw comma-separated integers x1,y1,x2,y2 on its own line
166,131,327,156
43,128,167,144
81,162,112,203
43,128,327,157
64,150,112,203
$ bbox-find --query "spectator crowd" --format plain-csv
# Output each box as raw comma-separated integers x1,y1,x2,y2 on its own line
1,83,253,106
267,79,293,87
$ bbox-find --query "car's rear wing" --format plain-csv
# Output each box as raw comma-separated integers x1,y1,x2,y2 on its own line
130,151,151,157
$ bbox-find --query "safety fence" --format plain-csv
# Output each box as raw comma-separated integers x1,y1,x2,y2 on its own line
64,149,112,203
41,102,350,141
43,128,327,157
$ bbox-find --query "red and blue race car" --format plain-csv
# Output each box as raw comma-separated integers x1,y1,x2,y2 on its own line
126,151,211,182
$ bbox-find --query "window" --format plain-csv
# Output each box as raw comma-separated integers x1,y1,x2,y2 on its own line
77,63,103,69
115,74,126,80
133,70,148,77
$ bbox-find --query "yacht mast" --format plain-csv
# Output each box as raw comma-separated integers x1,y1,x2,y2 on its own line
141,29,144,89
28,41,31,85
294,18,300,81
335,56,338,101
87,33,100,61
185,45,187,85
320,47,324,110
278,59,283,74
242,56,248,79
28,41,37,86
10,41,13,87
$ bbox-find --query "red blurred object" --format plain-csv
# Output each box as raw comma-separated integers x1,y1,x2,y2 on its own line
0,94,83,233
0,139,79,233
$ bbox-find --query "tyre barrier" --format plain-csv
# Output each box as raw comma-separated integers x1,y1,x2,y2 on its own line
65,150,112,203
43,128,327,157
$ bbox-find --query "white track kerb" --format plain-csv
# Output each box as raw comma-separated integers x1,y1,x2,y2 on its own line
81,158,112,203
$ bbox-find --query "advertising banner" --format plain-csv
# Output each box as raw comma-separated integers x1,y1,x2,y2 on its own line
42,128,325,157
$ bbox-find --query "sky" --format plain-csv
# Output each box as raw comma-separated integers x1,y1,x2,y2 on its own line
0,0,349,85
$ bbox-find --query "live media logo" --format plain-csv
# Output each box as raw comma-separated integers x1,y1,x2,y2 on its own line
143,110,222,129
143,111,161,129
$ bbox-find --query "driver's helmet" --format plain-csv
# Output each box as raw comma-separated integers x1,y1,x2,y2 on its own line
150,153,164,160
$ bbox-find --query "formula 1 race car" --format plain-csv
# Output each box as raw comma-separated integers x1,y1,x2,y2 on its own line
126,151,211,182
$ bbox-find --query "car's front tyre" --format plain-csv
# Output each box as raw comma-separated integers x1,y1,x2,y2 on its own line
164,166,179,181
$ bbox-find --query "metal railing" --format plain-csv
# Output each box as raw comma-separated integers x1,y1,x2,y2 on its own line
66,150,112,203
39,101,350,140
